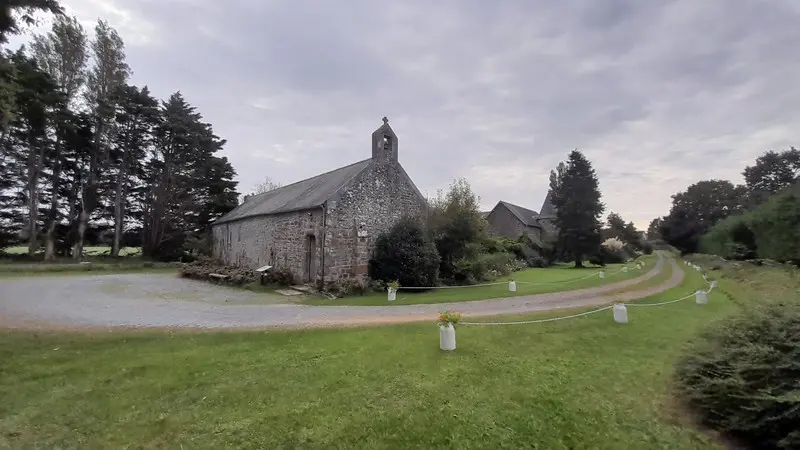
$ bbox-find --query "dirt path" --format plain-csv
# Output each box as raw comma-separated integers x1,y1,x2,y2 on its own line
0,254,684,330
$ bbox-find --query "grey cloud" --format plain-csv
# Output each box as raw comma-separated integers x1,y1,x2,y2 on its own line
21,0,800,228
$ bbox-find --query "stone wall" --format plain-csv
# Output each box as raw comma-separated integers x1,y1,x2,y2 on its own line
212,159,426,286
322,160,427,284
212,209,324,284
486,205,542,242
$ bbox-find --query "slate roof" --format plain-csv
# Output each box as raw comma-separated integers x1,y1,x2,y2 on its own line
497,201,541,227
214,159,371,225
538,191,557,218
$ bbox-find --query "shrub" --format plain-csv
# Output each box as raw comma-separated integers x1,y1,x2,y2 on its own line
368,217,441,288
641,241,654,255
262,267,295,286
526,255,548,268
675,300,800,449
601,237,624,251
327,278,368,297
451,251,517,283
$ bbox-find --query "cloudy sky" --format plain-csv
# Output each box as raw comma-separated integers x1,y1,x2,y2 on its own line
9,0,800,229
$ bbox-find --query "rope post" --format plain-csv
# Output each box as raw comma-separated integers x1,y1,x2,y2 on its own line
599,271,605,279
613,303,628,323
508,280,516,292
695,290,708,305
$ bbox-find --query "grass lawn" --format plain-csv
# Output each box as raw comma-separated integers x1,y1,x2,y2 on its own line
0,264,735,449
0,261,180,278
2,246,141,256
301,255,657,306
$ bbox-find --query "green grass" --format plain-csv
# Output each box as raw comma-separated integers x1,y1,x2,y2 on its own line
2,246,141,256
0,264,737,449
302,255,657,306
0,261,181,277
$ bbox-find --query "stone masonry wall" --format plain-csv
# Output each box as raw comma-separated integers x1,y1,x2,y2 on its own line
212,159,426,287
212,209,324,283
321,160,427,284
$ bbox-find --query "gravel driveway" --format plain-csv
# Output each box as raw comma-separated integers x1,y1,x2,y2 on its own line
0,255,683,329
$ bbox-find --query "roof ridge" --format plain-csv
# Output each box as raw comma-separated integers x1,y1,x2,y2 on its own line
247,158,371,200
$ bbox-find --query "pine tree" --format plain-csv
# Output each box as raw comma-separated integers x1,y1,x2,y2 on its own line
550,150,605,267
109,84,159,257
30,14,88,260
74,19,129,259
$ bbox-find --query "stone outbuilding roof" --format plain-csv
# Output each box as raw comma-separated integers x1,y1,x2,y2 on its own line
497,201,541,227
214,159,371,224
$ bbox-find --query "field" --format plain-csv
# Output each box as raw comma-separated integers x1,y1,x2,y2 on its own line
300,255,656,305
0,263,741,449
1,246,141,256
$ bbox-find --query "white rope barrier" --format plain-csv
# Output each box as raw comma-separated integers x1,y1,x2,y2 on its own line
398,281,505,291
400,259,650,291
460,305,613,326
625,292,695,308
460,272,713,326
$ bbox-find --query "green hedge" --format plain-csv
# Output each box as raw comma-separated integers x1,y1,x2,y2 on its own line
700,184,800,263
675,299,800,449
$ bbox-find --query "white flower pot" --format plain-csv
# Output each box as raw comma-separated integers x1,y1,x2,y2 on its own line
695,290,708,305
508,281,516,292
387,288,396,301
613,304,628,324
439,324,456,351
599,271,605,279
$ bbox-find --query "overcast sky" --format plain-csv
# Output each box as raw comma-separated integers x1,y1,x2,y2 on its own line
9,0,800,229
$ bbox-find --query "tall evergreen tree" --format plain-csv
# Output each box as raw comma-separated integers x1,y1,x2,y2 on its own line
74,19,129,259
3,51,63,255
646,218,663,241
29,14,87,260
109,84,159,257
549,150,604,267
142,92,237,259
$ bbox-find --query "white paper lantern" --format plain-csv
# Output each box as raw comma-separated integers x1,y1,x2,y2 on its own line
599,271,605,279
613,304,628,323
508,281,517,292
387,288,396,301
439,324,456,351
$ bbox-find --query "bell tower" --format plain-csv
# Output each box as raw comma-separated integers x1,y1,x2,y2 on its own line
371,116,398,163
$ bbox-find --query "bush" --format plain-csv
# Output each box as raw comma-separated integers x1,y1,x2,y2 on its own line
368,217,441,288
641,241,654,255
327,278,368,297
262,267,295,286
526,255,548,268
675,300,800,449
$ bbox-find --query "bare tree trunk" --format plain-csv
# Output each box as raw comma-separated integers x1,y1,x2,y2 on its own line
44,141,62,261
26,140,44,256
74,119,102,260
111,158,126,257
